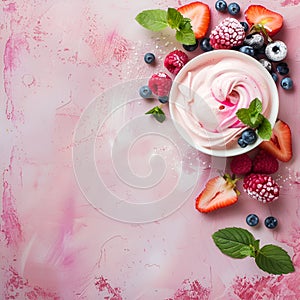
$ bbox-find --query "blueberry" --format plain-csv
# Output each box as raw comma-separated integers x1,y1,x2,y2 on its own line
259,58,272,72
264,216,278,229
158,95,169,103
271,72,278,83
240,21,249,32
228,2,240,15
215,0,227,12
183,40,199,52
144,53,155,64
280,77,293,90
241,128,257,145
246,214,259,227
276,62,289,75
244,34,264,50
200,38,213,52
139,85,153,99
239,45,255,57
238,137,247,148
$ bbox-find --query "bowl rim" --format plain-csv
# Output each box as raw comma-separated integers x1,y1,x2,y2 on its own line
169,49,279,157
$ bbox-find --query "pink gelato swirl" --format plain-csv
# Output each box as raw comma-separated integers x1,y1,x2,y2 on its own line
170,51,275,152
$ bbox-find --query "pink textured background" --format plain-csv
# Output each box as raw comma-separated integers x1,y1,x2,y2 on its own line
1,0,300,299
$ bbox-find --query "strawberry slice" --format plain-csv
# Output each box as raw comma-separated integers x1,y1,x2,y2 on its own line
245,5,283,37
195,174,239,213
259,119,292,162
177,1,210,39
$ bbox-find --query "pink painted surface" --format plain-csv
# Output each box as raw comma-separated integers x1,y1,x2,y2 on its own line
0,0,300,299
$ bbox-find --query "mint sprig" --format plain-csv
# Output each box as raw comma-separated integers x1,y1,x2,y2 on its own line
135,8,196,45
145,106,166,123
236,98,272,140
212,227,295,275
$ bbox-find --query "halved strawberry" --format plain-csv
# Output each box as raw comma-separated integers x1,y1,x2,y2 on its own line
245,5,283,37
177,1,210,39
195,174,239,213
259,119,292,162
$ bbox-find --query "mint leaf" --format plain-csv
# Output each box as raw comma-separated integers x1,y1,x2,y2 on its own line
212,227,256,259
236,108,252,127
145,106,166,123
255,245,295,275
136,8,195,45
249,98,263,114
176,29,196,45
249,112,264,128
239,245,254,257
257,117,272,140
167,8,183,29
135,10,168,31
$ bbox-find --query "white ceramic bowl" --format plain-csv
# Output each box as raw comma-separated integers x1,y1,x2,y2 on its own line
169,50,279,157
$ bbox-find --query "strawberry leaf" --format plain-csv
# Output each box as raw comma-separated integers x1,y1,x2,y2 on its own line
255,245,295,274
212,227,256,259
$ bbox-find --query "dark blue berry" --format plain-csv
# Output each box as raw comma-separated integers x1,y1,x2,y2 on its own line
144,53,155,64
200,38,213,52
183,40,199,52
239,45,255,57
246,214,259,227
276,62,289,75
139,85,153,99
238,137,247,148
158,95,169,103
215,0,227,12
271,72,278,83
280,77,293,90
239,45,255,56
228,2,240,15
264,216,278,229
240,21,249,32
241,128,257,145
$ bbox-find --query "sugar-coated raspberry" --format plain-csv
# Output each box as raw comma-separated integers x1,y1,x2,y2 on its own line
148,72,172,97
230,154,252,175
209,17,245,49
243,173,280,203
164,50,189,75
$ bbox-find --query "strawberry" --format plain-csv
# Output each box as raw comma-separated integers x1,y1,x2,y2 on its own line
252,150,279,174
177,1,210,39
259,120,292,162
195,174,239,213
245,5,283,37
230,154,252,175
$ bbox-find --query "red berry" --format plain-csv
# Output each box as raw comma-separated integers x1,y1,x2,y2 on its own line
243,173,280,203
209,17,245,49
148,72,172,97
164,50,189,75
230,154,252,175
252,150,279,174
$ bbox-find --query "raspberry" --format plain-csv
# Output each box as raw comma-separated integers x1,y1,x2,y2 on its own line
243,173,280,203
209,17,245,49
164,50,189,75
230,154,252,175
252,150,279,174
148,72,172,97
